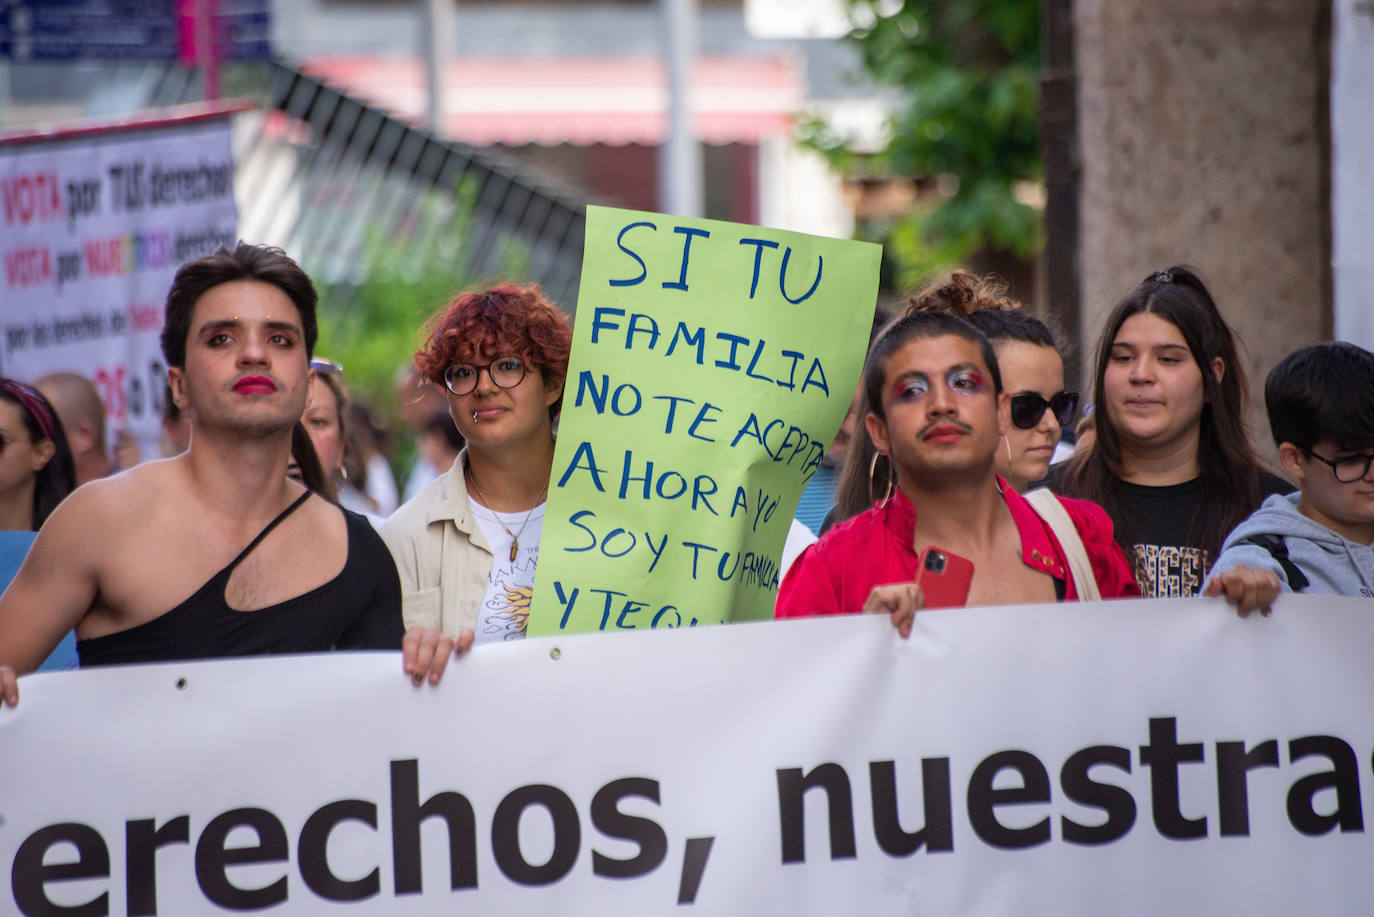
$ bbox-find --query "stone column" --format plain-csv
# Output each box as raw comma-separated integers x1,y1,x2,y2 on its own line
1073,0,1331,450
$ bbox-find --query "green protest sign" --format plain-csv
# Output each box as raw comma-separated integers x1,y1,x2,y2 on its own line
529,206,880,635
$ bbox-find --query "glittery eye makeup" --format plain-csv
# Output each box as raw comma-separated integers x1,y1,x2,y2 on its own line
891,373,931,402
946,366,988,395
890,365,990,404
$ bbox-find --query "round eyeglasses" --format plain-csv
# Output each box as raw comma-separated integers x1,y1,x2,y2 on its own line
1009,391,1079,430
443,356,527,396
1303,448,1374,484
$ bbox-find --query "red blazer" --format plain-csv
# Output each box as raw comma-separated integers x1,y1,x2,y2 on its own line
775,482,1140,618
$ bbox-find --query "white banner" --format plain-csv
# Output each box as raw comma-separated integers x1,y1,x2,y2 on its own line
3,595,1372,915
0,113,237,451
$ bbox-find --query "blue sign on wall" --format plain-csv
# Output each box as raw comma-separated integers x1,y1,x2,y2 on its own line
0,0,270,61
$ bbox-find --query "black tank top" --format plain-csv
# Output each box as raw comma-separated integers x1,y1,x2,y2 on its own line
77,494,402,667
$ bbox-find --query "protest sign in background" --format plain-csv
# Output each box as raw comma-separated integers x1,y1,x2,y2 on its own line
3,596,1372,916
530,206,880,635
0,106,239,453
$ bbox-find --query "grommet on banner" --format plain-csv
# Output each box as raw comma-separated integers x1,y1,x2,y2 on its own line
549,647,562,661
175,677,188,690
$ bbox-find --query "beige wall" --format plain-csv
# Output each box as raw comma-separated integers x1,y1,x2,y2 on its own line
1074,0,1331,452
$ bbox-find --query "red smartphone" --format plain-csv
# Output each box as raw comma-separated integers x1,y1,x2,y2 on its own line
914,546,975,609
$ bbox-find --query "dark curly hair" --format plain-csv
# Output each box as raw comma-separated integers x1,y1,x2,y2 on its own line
414,284,573,420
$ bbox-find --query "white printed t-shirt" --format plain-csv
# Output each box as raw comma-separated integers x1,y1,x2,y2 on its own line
468,500,544,644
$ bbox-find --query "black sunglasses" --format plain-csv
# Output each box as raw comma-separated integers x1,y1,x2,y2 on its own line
1010,391,1079,430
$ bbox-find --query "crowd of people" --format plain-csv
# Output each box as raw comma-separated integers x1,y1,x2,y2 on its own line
1,241,1371,707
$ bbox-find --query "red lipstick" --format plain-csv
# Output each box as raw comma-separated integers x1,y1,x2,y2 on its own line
922,423,969,443
233,376,276,394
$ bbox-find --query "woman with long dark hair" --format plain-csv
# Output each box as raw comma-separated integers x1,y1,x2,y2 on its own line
1053,266,1291,597
0,379,76,532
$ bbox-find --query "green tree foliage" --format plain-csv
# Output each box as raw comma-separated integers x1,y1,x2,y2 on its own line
315,245,457,417
313,236,466,487
805,0,1041,287
313,188,531,482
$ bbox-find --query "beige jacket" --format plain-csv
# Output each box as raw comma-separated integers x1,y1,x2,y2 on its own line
379,450,494,636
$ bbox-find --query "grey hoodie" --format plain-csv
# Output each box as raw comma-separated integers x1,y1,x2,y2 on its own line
1210,493,1374,597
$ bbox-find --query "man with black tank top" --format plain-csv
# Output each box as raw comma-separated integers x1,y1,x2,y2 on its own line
0,244,439,708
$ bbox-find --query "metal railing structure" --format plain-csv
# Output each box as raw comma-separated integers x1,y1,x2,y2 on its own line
143,58,588,310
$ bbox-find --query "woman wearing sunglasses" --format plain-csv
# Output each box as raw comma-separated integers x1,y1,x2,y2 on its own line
380,284,571,675
964,308,1078,493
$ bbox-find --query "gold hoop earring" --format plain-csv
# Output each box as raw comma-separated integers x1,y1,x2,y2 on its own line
868,452,895,508
1004,434,1014,464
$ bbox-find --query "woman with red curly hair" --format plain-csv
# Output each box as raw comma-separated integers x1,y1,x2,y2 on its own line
381,284,571,674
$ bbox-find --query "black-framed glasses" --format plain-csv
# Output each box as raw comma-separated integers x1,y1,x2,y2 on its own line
1303,448,1374,484
443,356,527,396
1010,391,1079,430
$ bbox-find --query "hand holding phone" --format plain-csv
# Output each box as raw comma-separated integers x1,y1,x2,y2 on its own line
915,546,975,609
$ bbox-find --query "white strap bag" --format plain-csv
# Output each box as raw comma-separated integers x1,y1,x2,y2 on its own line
1023,488,1101,602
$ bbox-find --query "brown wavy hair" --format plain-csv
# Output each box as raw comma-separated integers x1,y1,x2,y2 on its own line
414,284,573,420
905,269,1020,317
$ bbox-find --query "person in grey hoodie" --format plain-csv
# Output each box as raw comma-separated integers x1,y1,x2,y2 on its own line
1210,342,1374,597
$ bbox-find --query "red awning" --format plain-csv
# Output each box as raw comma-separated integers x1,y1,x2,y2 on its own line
301,55,804,147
